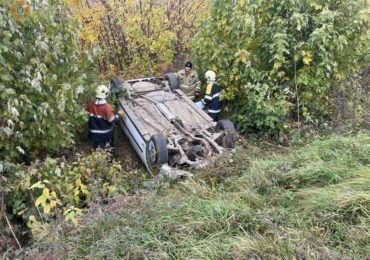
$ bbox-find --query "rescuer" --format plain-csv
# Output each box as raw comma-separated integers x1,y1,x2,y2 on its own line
87,85,124,151
201,70,221,122
177,61,201,100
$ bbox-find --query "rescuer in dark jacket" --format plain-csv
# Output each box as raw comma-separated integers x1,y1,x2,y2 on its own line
201,70,221,122
87,85,123,150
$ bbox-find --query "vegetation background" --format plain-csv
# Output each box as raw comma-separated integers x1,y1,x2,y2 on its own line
0,0,369,258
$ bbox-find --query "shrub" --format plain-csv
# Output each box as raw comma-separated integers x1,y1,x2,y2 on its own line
4,151,129,236
0,0,97,165
193,0,370,133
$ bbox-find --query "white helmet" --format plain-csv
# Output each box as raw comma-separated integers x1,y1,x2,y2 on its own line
95,85,110,99
205,70,216,82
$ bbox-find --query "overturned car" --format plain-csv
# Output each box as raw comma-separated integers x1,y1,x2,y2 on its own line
111,73,237,174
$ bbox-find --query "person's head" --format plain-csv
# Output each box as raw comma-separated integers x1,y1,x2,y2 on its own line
204,70,216,83
95,85,110,99
184,61,193,74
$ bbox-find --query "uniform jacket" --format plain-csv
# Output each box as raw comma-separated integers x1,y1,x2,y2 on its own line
177,69,199,86
87,99,116,142
177,69,200,97
202,82,221,114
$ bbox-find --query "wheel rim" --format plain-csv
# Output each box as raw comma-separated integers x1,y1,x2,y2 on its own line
148,140,157,165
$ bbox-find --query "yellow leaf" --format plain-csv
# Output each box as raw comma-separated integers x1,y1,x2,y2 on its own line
80,184,90,196
311,2,323,10
75,207,83,215
51,191,57,198
64,214,71,222
43,204,51,214
28,215,37,223
35,195,46,207
17,208,28,216
71,217,78,226
303,51,313,65
27,215,40,229
50,200,57,209
106,185,116,195
42,188,50,197
75,178,81,187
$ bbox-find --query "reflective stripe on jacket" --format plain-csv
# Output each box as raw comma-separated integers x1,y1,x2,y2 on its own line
87,99,116,142
202,82,221,114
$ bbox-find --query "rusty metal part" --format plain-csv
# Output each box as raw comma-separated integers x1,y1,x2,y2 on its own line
199,130,223,155
174,137,198,166
173,121,212,158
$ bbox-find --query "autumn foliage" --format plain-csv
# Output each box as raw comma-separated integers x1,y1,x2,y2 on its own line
68,0,208,78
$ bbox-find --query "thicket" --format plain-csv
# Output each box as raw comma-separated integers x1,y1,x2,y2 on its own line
0,0,97,165
67,0,208,77
0,0,108,246
3,152,129,235
193,0,370,133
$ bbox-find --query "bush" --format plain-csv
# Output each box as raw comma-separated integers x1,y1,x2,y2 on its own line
3,151,129,237
193,0,370,133
0,0,97,165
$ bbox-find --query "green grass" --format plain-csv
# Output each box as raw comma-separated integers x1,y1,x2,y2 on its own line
19,132,370,259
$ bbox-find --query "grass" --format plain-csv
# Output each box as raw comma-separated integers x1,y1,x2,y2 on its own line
15,131,370,259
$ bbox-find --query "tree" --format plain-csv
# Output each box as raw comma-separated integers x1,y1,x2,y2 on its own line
193,0,370,134
67,0,208,77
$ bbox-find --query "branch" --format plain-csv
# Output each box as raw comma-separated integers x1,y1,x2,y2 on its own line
1,196,22,250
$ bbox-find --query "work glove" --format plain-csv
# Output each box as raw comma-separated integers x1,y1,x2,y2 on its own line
114,110,125,122
117,110,125,117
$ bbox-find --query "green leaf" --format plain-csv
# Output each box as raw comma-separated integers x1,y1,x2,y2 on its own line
29,181,45,190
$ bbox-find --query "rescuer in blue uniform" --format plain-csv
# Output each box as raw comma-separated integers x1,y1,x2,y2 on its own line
201,70,221,122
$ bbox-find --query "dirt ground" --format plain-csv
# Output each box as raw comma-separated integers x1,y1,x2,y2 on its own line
74,126,146,172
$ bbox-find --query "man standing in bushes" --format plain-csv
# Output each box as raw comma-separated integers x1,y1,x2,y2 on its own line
177,61,201,100
87,85,124,152
199,70,221,122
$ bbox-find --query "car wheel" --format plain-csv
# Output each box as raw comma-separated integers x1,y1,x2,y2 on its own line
216,119,237,148
164,73,180,91
146,133,168,171
111,77,124,97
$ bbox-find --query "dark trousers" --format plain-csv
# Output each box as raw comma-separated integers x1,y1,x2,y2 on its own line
90,131,116,158
93,138,114,150
208,112,219,122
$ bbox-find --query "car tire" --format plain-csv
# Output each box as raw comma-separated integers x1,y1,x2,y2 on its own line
216,119,237,148
164,73,180,91
146,133,168,170
111,77,123,96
